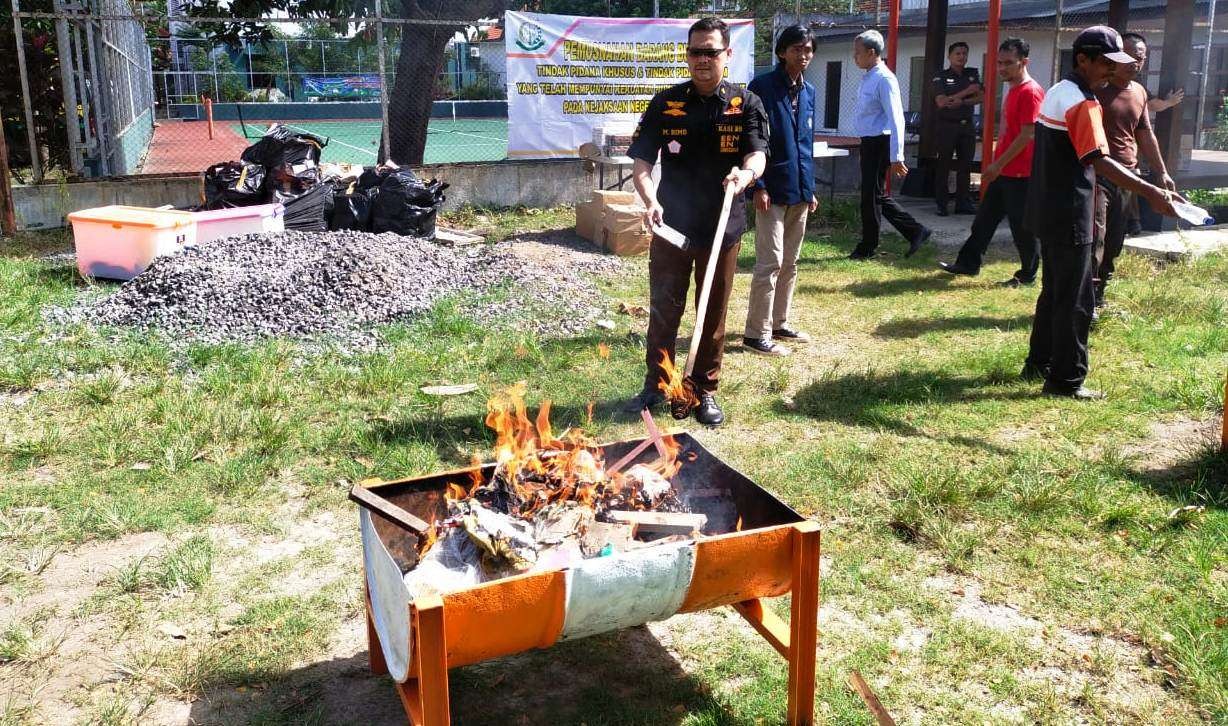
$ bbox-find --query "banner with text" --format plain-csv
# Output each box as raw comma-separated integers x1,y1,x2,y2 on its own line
505,12,753,159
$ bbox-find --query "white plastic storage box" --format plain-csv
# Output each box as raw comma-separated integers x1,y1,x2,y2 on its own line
192,203,285,244
66,205,197,280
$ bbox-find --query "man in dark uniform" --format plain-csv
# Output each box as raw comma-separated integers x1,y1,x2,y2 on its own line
932,42,982,216
622,16,769,426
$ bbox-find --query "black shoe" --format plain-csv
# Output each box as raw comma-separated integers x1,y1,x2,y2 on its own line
938,261,977,276
623,388,664,413
1042,384,1105,401
848,249,878,260
906,228,932,258
694,392,724,426
999,276,1034,288
954,204,977,215
935,202,949,217
1020,362,1049,381
743,337,789,356
772,327,811,342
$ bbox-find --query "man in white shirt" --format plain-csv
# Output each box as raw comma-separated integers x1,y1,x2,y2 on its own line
849,30,930,260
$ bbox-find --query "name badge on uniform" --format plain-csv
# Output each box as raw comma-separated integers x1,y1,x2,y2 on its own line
667,140,682,154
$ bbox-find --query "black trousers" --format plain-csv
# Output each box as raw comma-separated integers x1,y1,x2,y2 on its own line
856,134,925,255
1093,175,1133,301
953,176,1040,282
934,120,976,208
1025,238,1096,393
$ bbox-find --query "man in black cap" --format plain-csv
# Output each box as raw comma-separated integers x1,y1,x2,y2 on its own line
932,42,982,216
1022,26,1177,400
623,17,769,426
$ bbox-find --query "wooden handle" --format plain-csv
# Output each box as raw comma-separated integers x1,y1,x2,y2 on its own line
684,168,739,378
349,483,431,534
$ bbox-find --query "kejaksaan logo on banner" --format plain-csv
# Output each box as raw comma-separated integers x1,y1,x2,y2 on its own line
504,11,754,159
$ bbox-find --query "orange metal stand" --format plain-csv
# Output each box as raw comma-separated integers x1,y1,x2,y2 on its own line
365,521,821,726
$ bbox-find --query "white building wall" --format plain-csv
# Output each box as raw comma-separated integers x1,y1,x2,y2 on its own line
807,30,1057,137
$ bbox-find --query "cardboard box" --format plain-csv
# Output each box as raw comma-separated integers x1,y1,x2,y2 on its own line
601,203,652,256
575,201,600,242
591,189,637,207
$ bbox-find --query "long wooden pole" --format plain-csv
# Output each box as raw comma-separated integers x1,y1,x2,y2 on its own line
884,0,901,193
0,115,16,237
980,0,1001,200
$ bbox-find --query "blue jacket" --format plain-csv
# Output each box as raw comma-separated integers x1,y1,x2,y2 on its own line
748,65,817,205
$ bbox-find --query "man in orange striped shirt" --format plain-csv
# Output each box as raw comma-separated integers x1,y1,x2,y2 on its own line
1021,26,1177,400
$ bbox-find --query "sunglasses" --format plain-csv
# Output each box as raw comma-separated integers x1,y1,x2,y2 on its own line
687,47,727,59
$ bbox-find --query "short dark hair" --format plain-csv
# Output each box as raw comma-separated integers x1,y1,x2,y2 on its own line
999,37,1029,58
948,41,969,54
1122,32,1146,46
775,24,814,60
689,17,730,48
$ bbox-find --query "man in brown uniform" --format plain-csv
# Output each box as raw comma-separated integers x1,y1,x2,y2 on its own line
1092,32,1175,310
623,17,769,426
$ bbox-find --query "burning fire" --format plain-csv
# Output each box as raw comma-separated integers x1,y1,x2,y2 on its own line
656,349,698,409
408,384,706,589
436,384,684,524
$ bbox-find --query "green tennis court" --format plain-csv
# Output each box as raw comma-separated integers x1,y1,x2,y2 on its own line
229,118,508,165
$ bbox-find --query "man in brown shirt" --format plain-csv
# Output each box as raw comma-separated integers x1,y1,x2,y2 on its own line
1092,32,1175,311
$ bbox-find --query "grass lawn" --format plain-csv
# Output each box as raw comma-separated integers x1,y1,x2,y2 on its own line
0,205,1225,725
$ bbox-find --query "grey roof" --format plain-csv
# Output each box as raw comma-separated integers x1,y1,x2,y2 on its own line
804,0,1203,38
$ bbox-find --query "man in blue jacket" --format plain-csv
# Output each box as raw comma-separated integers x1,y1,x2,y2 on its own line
743,25,817,356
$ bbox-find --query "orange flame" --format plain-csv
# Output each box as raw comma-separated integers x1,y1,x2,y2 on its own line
656,350,698,408
471,384,684,520
735,516,743,532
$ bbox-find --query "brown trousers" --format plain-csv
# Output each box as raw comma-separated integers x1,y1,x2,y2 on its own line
644,236,741,394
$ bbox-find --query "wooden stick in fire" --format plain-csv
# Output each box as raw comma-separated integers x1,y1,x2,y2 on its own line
671,168,738,419
606,408,669,476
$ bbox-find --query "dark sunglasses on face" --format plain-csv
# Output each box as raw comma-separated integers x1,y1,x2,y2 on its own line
687,47,726,59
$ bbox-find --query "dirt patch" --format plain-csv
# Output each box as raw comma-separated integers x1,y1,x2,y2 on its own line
0,532,169,724
1120,415,1223,473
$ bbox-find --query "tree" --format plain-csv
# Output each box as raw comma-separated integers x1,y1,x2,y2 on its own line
184,0,506,165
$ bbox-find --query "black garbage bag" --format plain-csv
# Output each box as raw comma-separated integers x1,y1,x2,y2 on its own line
281,183,332,232
240,124,327,168
264,159,321,204
329,182,374,231
201,161,266,209
370,169,449,238
357,165,385,192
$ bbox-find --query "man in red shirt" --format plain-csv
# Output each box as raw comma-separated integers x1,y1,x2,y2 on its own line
939,37,1043,285
1092,32,1175,310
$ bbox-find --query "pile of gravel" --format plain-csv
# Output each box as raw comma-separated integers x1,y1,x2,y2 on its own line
51,230,624,350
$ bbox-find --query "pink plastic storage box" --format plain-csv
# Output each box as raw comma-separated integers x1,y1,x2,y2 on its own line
66,205,197,281
192,203,285,244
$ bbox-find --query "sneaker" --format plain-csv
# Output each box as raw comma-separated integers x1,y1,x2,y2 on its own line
848,249,879,260
999,276,1034,288
935,202,950,217
694,392,725,426
623,388,664,413
743,337,789,356
772,327,811,342
1042,385,1106,401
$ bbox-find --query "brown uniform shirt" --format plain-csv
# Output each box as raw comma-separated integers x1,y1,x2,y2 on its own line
1093,79,1149,169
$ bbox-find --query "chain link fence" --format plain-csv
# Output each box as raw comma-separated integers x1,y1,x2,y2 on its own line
7,1,1228,189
